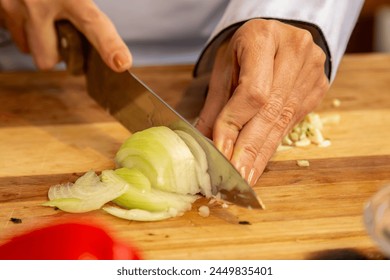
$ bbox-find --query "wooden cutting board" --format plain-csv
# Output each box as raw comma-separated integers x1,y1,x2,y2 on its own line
0,54,389,260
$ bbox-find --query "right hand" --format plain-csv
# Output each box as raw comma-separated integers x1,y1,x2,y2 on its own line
0,0,132,72
195,19,329,186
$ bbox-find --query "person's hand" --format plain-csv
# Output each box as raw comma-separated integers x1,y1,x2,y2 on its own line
0,0,131,71
195,19,329,186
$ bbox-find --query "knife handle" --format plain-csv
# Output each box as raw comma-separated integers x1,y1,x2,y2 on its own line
55,20,89,76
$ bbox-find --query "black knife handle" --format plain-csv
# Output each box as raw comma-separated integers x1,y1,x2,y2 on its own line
55,20,89,76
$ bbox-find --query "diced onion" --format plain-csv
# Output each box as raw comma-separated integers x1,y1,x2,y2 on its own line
296,160,310,167
278,112,336,151
198,205,210,217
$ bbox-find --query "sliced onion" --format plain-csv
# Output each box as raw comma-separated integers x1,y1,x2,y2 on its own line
115,126,204,195
44,126,213,221
43,170,128,213
174,129,212,198
110,167,199,213
103,206,179,222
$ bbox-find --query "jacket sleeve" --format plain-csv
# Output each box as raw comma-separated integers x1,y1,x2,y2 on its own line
194,0,364,82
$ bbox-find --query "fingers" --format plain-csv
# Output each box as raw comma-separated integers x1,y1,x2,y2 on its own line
23,4,59,69
210,23,276,161
247,65,329,186
0,0,29,53
1,0,131,72
228,25,308,179
63,0,132,72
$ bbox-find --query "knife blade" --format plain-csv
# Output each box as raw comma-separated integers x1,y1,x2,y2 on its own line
56,20,264,209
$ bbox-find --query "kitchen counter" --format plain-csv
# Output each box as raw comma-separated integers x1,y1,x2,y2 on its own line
0,53,389,259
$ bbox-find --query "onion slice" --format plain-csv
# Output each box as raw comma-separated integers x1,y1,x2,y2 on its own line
42,170,128,213
111,167,199,213
103,206,180,222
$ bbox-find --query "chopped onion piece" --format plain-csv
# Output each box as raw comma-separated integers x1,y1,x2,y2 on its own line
279,112,338,150
332,98,341,107
321,114,341,125
296,160,310,167
198,205,210,217
319,140,332,147
221,203,229,209
277,145,292,152
295,138,311,147
309,128,325,145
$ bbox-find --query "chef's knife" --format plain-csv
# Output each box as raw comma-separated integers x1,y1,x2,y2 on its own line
55,20,264,209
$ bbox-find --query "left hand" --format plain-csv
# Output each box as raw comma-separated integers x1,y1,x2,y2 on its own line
0,0,132,72
195,19,329,186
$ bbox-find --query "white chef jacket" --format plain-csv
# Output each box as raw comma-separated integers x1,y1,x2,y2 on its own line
0,0,364,82
193,0,365,81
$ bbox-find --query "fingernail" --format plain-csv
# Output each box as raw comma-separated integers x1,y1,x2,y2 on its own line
248,168,260,186
197,119,213,139
223,139,233,158
239,166,248,180
113,51,131,71
217,139,233,159
193,117,200,127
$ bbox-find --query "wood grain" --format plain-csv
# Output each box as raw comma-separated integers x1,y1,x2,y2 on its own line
0,54,389,260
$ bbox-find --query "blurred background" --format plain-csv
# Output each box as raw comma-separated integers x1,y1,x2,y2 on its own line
0,1,388,71
347,0,390,53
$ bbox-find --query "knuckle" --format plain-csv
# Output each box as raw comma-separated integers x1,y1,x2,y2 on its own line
221,116,243,133
77,6,102,26
22,0,48,14
256,146,276,168
264,19,280,32
22,0,55,19
257,20,279,41
244,83,266,105
277,105,296,130
238,19,276,42
256,152,268,167
243,18,270,32
241,143,260,163
315,46,327,63
293,30,314,53
235,82,267,110
299,29,313,45
22,0,40,12
311,46,327,68
318,76,330,93
258,96,284,122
